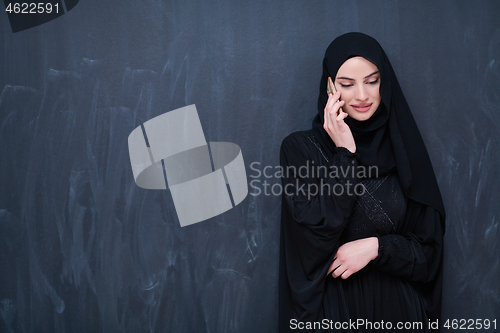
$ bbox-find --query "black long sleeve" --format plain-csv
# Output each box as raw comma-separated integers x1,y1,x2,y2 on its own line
372,200,444,284
279,132,360,329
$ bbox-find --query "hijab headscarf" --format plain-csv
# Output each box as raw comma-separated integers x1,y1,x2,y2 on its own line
312,32,445,218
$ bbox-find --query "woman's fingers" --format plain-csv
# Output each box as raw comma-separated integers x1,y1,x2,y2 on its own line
342,110,348,119
323,91,355,152
335,101,346,121
327,257,349,279
324,92,341,120
330,267,341,278
323,95,331,127
338,269,351,279
324,93,342,132
331,265,347,279
325,91,341,110
326,257,337,276
329,259,350,279
327,256,353,279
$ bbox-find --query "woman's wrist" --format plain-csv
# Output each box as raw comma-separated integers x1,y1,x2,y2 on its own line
370,236,379,261
336,144,356,153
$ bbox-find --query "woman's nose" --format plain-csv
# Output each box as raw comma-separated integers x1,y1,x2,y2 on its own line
355,86,368,101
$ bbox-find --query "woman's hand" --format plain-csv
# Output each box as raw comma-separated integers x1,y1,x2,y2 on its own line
323,91,356,153
327,237,379,279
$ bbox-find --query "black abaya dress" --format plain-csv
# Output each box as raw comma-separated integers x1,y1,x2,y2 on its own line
279,129,444,332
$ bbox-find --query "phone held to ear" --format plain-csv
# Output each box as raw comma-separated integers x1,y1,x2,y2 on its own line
327,76,344,115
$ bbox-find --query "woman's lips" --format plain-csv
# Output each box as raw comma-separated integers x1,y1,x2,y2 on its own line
351,103,372,112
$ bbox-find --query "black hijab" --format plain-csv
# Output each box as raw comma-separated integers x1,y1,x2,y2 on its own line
312,32,445,218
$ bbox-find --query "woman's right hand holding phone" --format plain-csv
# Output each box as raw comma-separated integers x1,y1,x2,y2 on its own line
323,90,356,153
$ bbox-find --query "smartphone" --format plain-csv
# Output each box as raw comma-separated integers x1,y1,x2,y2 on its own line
327,77,343,114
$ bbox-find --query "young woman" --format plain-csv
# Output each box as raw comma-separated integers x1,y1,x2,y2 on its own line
279,32,445,332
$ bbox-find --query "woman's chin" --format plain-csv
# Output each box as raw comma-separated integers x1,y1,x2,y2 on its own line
348,111,375,121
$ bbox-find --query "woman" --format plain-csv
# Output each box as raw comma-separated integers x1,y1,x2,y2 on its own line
279,32,445,332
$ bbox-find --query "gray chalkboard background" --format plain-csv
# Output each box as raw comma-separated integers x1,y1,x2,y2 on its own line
1,1,499,332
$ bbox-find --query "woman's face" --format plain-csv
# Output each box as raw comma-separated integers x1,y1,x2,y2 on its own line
335,56,381,121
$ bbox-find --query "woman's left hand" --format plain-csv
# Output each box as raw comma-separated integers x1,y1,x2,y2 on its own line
327,237,379,279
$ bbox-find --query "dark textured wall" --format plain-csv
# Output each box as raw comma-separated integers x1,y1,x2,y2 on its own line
1,1,499,332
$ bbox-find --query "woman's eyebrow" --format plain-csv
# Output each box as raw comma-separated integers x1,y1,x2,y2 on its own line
336,76,354,81
364,71,379,79
336,71,380,81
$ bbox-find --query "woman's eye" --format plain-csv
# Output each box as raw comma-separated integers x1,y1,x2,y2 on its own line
367,78,380,85
339,83,352,88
